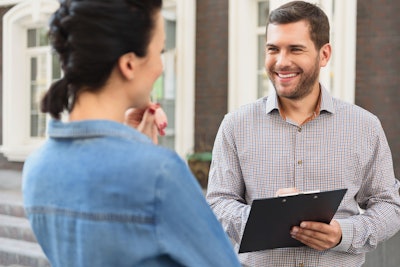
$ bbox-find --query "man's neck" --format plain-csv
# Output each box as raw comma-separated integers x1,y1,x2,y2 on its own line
278,86,321,125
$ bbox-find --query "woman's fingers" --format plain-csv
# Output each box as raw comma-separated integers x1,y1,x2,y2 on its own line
154,107,167,136
124,108,145,128
124,103,168,144
136,107,158,144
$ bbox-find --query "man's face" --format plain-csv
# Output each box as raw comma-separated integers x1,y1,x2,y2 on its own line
265,20,330,100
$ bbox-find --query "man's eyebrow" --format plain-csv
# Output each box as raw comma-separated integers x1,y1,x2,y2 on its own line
265,43,307,49
289,44,307,49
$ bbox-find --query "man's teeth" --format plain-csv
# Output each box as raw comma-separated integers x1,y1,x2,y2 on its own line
278,73,297,78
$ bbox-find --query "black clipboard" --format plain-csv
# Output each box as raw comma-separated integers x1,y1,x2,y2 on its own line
239,188,347,253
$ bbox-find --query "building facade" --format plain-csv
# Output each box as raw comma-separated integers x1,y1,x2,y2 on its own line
1,0,399,265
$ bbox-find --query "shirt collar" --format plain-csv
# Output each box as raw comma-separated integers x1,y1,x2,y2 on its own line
264,84,335,116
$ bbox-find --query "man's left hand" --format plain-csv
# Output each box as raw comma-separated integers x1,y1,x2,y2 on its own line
290,219,342,251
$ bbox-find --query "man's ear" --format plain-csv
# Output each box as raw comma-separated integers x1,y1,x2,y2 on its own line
319,43,332,67
118,52,138,80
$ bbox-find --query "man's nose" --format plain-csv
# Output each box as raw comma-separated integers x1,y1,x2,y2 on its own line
275,52,291,67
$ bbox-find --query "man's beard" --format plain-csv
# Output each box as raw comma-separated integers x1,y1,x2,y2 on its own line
268,56,320,101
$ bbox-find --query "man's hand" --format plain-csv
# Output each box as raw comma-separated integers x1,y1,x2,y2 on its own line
275,187,299,196
124,103,168,144
290,219,342,251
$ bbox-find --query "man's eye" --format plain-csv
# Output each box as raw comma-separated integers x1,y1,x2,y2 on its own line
266,47,278,53
292,48,303,52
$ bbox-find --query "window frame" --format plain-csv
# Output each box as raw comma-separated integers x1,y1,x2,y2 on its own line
173,0,196,158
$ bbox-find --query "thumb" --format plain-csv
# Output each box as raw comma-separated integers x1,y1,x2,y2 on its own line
137,107,158,144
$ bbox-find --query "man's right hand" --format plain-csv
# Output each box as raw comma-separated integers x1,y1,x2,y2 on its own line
275,187,299,197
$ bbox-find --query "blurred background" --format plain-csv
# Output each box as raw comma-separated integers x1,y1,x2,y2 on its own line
0,0,399,266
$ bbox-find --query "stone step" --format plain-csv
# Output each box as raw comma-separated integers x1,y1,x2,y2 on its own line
0,191,25,218
0,265,30,267
0,214,36,242
0,172,50,267
0,237,49,267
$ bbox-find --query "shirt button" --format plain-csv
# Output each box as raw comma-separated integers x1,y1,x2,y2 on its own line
299,264,304,267
298,127,302,132
298,160,303,165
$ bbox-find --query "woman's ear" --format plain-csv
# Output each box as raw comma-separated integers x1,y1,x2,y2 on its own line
118,52,137,80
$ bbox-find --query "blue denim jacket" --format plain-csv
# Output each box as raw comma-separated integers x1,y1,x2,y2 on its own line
23,119,241,267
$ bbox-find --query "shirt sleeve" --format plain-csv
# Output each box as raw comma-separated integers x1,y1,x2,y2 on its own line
155,153,241,267
206,114,251,247
333,118,400,254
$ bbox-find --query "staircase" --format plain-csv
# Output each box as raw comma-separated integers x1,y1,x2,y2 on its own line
0,170,49,267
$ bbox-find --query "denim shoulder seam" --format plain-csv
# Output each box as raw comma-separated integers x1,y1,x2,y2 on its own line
26,206,155,224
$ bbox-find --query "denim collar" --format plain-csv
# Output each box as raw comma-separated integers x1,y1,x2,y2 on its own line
47,119,152,143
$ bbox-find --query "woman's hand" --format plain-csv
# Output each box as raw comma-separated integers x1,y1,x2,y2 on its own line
124,103,168,144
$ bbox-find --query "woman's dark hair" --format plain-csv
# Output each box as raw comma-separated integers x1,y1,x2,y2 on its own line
267,1,330,50
41,0,163,119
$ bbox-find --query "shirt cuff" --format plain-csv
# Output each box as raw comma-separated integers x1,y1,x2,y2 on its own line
331,218,353,252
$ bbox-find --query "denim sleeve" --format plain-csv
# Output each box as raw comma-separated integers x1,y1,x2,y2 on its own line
155,154,241,267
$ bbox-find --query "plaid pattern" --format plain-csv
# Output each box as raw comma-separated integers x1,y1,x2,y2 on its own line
206,86,400,267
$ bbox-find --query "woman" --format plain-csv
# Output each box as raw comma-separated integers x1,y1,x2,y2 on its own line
22,1,241,266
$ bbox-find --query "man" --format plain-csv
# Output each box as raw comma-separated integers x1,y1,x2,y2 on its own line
206,1,400,266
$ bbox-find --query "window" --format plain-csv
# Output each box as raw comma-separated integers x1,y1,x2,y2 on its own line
154,0,196,156
152,15,177,150
2,0,59,161
27,28,61,138
162,0,196,158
